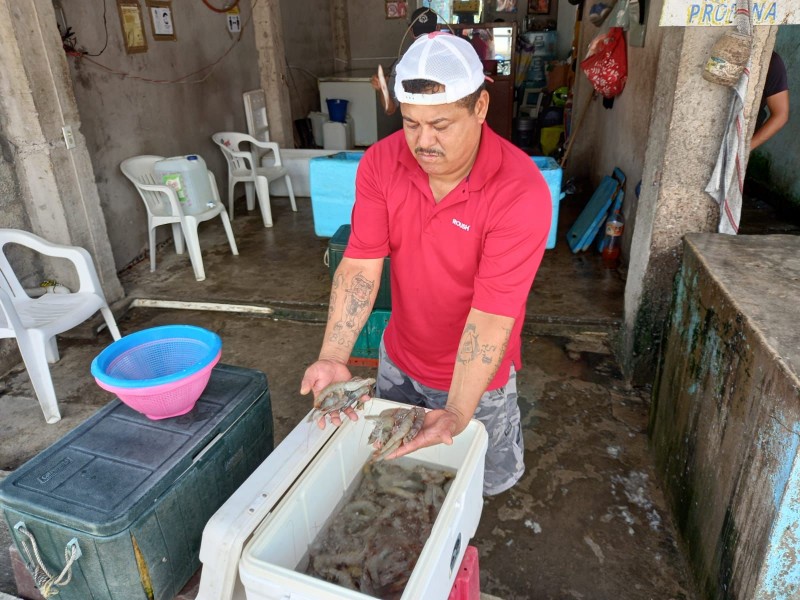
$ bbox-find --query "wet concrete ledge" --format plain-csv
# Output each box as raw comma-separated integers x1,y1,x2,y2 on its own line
651,233,800,599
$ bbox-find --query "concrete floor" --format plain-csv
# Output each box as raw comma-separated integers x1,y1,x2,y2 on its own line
0,194,697,599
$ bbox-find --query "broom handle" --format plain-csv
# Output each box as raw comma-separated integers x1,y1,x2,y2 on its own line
560,90,595,168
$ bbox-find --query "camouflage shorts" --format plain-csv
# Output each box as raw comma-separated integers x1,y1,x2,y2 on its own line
376,341,524,496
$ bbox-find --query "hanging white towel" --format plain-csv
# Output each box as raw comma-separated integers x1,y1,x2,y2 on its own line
704,1,753,235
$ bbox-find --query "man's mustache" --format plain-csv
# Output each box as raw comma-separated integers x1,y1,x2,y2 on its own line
415,147,445,157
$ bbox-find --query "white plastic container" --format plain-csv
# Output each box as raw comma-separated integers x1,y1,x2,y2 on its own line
154,154,213,215
237,398,488,600
308,111,328,147
195,398,487,600
266,149,338,197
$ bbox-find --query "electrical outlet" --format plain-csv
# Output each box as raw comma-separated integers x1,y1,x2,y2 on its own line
62,125,76,149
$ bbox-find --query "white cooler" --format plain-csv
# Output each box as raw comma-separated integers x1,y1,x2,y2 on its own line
196,398,488,600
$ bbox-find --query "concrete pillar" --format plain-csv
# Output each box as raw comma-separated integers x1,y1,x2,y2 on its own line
252,0,295,148
331,0,351,73
622,25,776,384
0,0,123,301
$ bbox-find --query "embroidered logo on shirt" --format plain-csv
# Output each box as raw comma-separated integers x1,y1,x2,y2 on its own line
452,218,471,232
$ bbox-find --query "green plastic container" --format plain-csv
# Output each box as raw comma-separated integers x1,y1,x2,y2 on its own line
327,224,392,311
0,364,273,600
351,309,391,359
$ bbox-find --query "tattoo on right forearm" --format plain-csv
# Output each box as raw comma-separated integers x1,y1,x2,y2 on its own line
327,271,375,348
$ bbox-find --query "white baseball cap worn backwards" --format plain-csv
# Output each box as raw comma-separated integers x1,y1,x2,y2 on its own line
394,32,487,106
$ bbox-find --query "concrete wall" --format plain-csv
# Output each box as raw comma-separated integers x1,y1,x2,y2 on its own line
749,25,800,205
347,0,417,72
652,233,800,600
619,23,775,384
61,0,260,270
282,0,336,117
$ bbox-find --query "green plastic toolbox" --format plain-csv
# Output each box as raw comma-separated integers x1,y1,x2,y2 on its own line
327,224,392,310
0,364,273,600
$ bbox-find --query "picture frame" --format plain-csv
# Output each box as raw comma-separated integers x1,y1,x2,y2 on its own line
527,0,551,14
385,0,408,18
146,0,176,41
117,0,148,53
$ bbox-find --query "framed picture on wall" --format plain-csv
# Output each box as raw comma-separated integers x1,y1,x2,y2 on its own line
147,0,176,41
496,0,518,12
385,0,408,18
117,0,148,54
527,0,551,14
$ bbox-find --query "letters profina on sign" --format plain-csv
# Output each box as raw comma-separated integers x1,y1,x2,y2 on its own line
659,0,797,26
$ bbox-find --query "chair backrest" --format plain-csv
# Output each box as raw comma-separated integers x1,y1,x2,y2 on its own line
243,89,270,143
211,132,257,177
120,155,179,217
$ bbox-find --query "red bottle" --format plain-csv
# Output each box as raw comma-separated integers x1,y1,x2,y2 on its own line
601,212,624,269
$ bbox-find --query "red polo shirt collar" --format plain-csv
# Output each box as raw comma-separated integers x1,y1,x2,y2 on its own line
397,122,503,194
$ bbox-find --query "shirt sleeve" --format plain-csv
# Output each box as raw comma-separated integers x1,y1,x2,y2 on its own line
345,147,391,259
764,52,789,98
471,170,552,318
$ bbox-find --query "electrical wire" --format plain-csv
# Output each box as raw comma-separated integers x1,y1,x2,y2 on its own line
202,0,240,13
395,7,452,68
83,0,109,57
68,0,256,84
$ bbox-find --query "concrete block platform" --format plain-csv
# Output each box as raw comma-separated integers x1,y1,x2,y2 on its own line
652,233,800,599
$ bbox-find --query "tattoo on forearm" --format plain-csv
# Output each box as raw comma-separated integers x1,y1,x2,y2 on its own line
457,324,498,365
457,323,513,386
328,271,375,347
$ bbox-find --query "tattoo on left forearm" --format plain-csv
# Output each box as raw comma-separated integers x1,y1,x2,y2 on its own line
457,323,513,386
457,324,498,365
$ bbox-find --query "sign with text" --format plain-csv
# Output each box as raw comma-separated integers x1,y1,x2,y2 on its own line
660,1,799,26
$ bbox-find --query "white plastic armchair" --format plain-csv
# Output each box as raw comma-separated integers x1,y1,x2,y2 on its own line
120,155,239,282
0,229,122,424
211,132,297,228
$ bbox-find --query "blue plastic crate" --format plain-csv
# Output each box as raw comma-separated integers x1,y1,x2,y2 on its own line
531,156,564,250
309,151,364,237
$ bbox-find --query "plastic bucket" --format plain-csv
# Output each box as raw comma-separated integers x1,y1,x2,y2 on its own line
326,98,349,123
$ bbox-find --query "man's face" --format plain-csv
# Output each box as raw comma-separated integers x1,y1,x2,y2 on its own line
400,90,489,179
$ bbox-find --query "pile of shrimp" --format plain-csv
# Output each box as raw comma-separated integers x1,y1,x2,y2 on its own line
304,460,455,599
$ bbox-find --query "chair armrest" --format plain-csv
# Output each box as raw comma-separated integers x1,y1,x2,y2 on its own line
247,140,283,167
137,182,185,216
10,233,107,295
227,149,258,171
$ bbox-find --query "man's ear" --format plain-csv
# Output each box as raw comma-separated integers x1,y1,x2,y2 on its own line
475,89,490,122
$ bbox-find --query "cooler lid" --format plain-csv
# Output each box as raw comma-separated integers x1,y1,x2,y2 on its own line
0,364,267,538
328,224,352,251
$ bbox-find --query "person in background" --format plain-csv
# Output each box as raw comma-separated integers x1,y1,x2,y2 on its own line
371,7,438,116
301,32,552,496
751,51,789,151
470,30,490,60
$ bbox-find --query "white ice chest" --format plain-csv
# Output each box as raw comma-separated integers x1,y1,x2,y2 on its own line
196,397,488,600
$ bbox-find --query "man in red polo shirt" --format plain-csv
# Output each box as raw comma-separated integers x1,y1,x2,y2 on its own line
301,32,551,495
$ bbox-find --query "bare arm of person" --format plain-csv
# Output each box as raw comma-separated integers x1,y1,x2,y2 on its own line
300,256,384,425
751,90,789,150
387,307,515,457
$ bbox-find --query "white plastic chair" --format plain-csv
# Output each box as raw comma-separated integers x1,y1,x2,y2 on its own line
211,132,297,228
120,155,239,282
0,229,122,424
